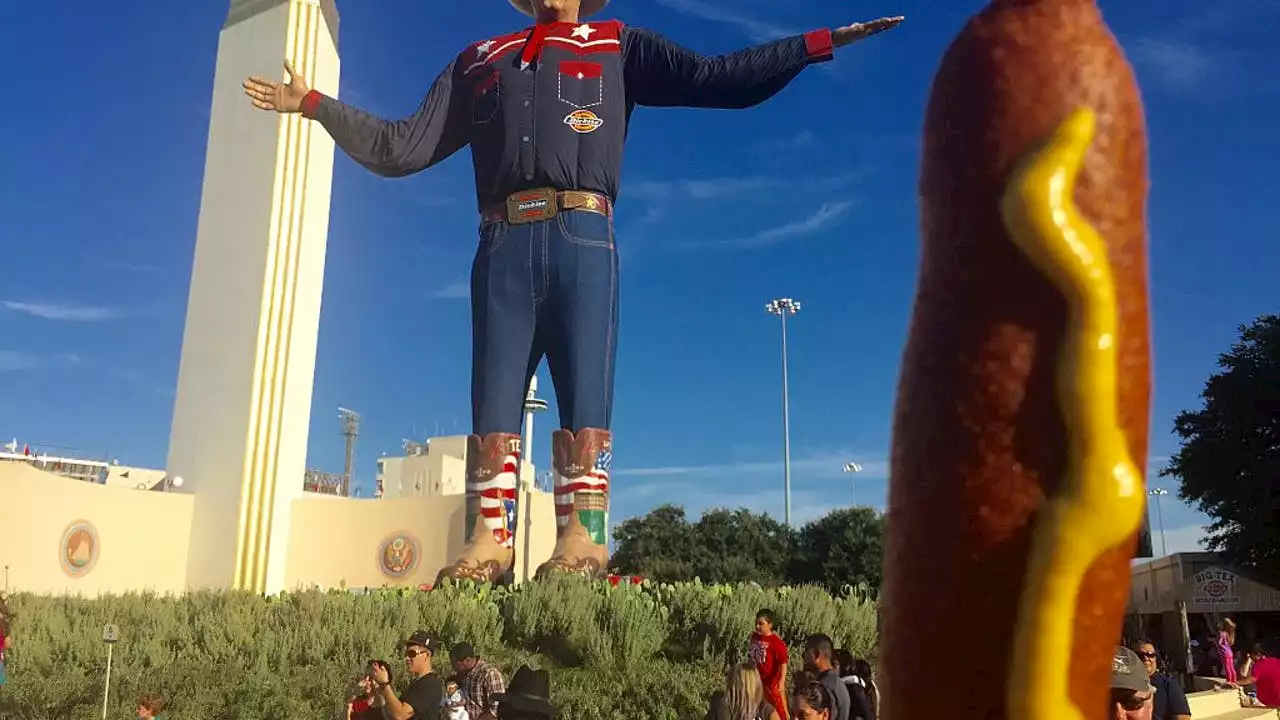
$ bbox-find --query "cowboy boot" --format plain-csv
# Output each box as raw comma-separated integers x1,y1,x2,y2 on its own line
435,433,520,585
536,428,611,579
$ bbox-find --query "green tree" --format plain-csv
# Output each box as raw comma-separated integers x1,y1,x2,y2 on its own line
1162,314,1280,582
790,507,886,594
688,508,796,585
611,505,798,584
610,504,703,581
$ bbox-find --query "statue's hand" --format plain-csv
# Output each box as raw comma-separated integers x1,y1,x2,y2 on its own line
833,16,904,48
243,59,311,113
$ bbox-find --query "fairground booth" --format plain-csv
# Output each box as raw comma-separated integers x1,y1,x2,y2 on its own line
1128,552,1280,677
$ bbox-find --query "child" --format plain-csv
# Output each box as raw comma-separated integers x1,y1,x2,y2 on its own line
1218,618,1238,684
442,677,469,720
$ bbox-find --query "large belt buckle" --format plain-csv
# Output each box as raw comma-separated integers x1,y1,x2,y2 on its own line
505,188,558,225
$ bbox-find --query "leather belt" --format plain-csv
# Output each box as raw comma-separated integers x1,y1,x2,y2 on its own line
481,188,612,225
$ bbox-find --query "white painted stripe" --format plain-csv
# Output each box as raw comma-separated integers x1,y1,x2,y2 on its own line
544,36,620,50
464,36,620,75
553,478,608,491
471,474,518,492
464,39,524,74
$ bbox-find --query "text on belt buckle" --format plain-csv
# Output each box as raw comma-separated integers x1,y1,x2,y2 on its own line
506,188,558,225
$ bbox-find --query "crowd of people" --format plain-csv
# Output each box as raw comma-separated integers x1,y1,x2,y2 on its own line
1203,618,1280,709
345,632,538,720
338,608,882,720
1114,619,1280,720
7,587,1280,719
704,609,876,720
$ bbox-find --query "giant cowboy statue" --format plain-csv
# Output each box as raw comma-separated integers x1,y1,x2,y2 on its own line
242,0,903,584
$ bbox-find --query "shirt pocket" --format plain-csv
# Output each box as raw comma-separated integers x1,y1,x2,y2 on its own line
471,67,501,124
557,60,604,110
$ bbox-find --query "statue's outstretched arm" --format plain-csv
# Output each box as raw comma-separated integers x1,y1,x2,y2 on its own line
620,26,833,110
301,58,471,178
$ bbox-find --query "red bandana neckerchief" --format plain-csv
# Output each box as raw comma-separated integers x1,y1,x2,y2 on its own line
520,22,556,69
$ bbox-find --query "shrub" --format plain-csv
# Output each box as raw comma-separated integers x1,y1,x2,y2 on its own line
0,580,877,720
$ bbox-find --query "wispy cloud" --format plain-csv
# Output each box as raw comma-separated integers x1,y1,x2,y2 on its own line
613,483,877,527
430,281,470,300
1131,38,1216,90
649,0,856,79
101,260,164,274
2,300,121,322
0,351,40,372
112,368,174,398
627,173,861,203
1171,0,1278,34
616,452,887,482
627,176,788,201
751,130,817,153
652,0,797,42
687,200,855,250
0,350,82,372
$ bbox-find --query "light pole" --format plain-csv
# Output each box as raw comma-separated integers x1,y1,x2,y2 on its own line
519,377,549,582
521,377,549,492
843,462,863,506
338,407,361,497
1148,488,1169,557
765,297,801,526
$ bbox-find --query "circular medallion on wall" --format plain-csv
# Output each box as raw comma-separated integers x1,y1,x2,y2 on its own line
60,521,100,578
377,533,421,579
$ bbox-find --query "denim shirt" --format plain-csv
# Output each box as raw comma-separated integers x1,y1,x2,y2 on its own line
302,21,834,210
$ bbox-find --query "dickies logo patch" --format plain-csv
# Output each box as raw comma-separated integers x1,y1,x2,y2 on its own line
564,109,604,134
517,198,549,214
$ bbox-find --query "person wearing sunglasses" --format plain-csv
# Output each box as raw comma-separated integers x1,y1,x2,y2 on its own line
1111,646,1157,720
371,631,445,719
1131,641,1190,720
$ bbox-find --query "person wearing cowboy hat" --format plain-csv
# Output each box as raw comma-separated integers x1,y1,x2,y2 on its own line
243,1,904,587
494,665,558,719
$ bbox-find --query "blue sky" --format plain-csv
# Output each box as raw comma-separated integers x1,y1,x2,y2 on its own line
1,0,1276,556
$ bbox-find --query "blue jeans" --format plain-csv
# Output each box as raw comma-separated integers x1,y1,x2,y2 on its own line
470,209,619,435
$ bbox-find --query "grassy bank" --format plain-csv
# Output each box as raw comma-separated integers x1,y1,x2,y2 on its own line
0,577,877,720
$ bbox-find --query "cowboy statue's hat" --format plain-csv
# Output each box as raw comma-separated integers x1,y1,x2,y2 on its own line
508,0,610,19
494,666,559,717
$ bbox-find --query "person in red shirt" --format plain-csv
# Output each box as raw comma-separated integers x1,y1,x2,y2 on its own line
749,609,790,720
1236,643,1280,708
348,663,387,720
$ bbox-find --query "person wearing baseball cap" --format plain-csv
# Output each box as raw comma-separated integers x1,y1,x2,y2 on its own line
371,630,445,719
1111,646,1156,720
450,641,507,719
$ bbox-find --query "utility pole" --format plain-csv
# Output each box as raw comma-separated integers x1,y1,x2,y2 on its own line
765,297,801,526
1148,487,1169,557
338,407,361,497
843,462,863,506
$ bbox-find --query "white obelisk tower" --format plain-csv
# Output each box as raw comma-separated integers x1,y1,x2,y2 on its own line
167,0,340,594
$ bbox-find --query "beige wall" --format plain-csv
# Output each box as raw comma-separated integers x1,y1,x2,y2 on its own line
0,464,559,595
284,490,558,589
0,464,193,596
103,465,167,490
377,437,537,500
